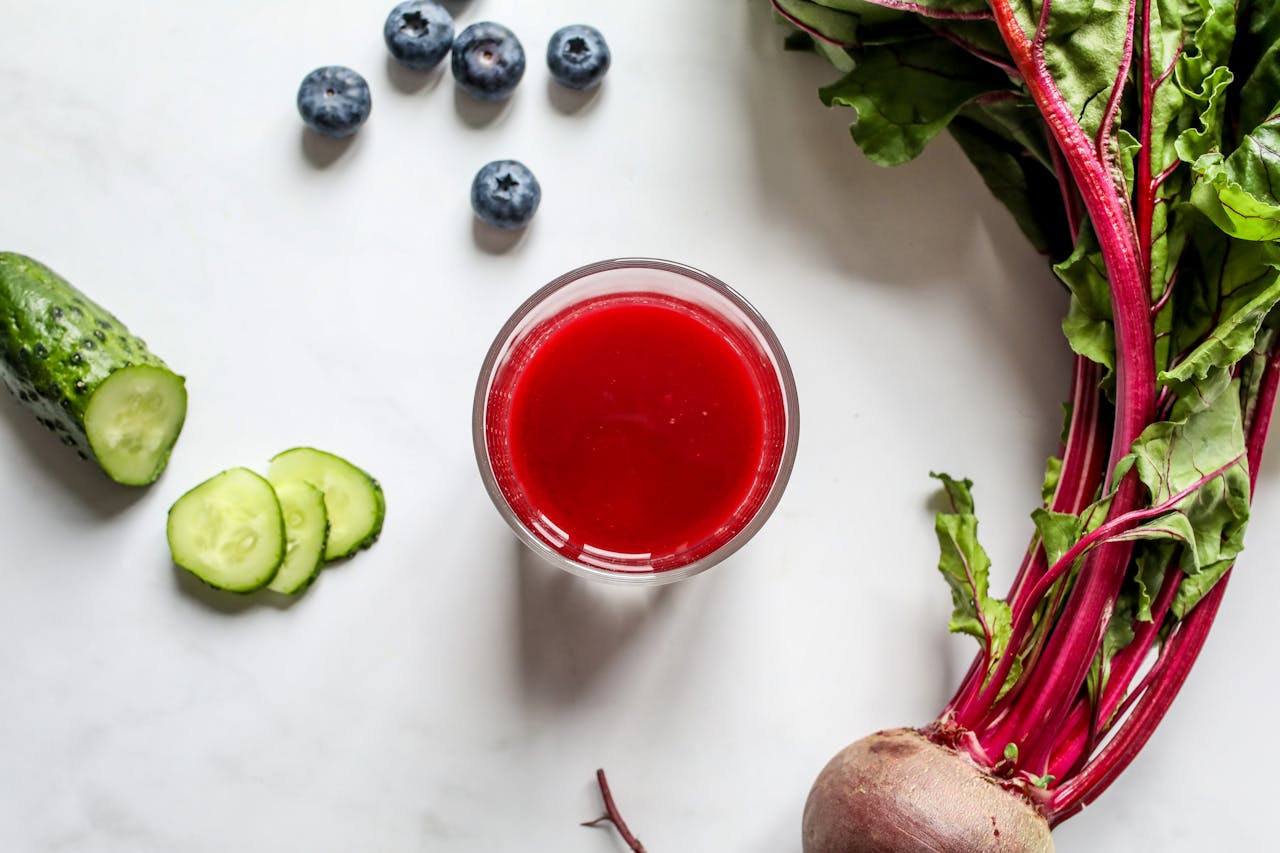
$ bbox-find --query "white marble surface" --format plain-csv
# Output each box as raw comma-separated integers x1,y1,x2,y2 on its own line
1,1,1276,850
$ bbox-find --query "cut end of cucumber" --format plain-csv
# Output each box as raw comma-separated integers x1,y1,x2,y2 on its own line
268,447,385,562
85,365,187,486
167,467,284,593
267,480,329,595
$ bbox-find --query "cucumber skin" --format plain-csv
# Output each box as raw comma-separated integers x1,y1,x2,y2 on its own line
0,252,186,482
341,476,385,559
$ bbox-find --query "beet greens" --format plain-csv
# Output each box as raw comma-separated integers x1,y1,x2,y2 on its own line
775,0,1280,829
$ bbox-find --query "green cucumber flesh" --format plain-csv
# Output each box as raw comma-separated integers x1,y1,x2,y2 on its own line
0,252,187,485
168,467,284,593
267,480,329,595
267,447,385,561
84,365,187,486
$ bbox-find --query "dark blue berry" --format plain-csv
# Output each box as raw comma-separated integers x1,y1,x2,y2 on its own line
383,1,454,71
546,25,611,90
471,160,541,230
297,66,372,139
451,22,526,102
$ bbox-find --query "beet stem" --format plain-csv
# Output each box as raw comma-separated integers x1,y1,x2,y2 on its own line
582,769,647,853
1048,341,1280,813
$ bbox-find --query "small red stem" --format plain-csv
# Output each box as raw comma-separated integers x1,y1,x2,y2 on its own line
1096,0,1138,166
1135,0,1156,283
582,769,646,852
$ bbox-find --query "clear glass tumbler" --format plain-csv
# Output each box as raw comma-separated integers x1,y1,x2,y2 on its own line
473,258,799,585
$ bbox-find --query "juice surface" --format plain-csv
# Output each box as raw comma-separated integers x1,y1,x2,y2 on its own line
499,294,771,562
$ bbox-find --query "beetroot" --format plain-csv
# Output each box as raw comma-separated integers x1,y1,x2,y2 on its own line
804,730,1053,853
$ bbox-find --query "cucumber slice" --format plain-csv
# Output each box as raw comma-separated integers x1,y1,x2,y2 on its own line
0,252,187,485
84,365,187,486
267,480,329,595
167,467,285,592
267,447,385,561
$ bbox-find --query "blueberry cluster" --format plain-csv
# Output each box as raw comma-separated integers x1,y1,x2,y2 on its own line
295,3,611,231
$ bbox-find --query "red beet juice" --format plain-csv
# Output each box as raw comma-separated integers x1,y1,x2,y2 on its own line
477,260,797,582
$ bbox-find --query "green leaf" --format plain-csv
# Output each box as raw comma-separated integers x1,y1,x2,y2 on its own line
1030,773,1056,790
1126,387,1247,501
957,91,1053,166
932,470,975,513
1087,591,1137,706
1134,541,1178,622
1034,0,1134,140
1173,559,1234,617
773,0,863,45
1241,319,1280,436
1190,111,1280,242
948,111,1068,257
1163,227,1280,391
1030,507,1082,568
819,36,1011,166
1041,455,1064,504
1151,2,1236,315
929,473,1012,662
1117,385,1251,615
1233,0,1280,136
1055,227,1116,378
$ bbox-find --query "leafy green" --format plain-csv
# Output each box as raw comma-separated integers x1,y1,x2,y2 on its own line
1030,507,1082,568
1055,228,1116,378
930,473,1013,664
1232,0,1280,137
773,0,863,45
820,37,1010,166
1190,114,1280,242
772,0,1280,799
1086,592,1136,707
1037,0,1134,141
1163,224,1280,389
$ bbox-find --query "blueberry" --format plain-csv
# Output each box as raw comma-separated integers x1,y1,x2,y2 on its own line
451,22,526,102
546,25,611,90
297,66,372,138
471,160,541,230
383,1,454,71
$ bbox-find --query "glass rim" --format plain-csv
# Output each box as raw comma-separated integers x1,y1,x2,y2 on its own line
472,257,800,586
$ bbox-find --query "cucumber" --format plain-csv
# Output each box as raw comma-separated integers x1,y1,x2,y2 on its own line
167,467,285,593
267,447,385,561
266,480,329,595
0,252,187,485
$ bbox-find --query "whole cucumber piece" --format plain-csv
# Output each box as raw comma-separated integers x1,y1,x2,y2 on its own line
0,252,187,485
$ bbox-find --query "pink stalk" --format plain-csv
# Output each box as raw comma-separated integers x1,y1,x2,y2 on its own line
947,123,1105,724
1046,344,1280,814
1045,584,1224,822
1043,566,1181,781
980,0,1155,774
958,451,1241,740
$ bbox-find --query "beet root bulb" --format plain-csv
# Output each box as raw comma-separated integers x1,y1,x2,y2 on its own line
802,729,1054,853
